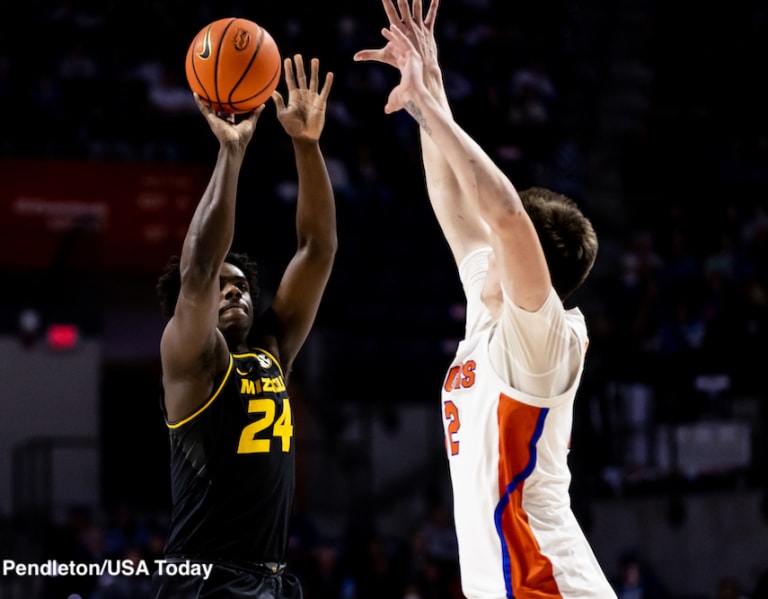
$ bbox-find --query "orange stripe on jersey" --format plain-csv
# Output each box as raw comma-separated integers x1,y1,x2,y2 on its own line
494,395,561,598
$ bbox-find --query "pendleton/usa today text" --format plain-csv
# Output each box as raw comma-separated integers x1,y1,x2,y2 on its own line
2,559,213,580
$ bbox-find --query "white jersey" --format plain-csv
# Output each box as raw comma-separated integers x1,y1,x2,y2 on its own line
441,248,616,599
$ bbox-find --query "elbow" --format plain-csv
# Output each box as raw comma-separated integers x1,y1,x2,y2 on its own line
325,235,339,261
325,226,339,255
181,233,226,280
486,203,527,234
476,185,526,234
314,225,338,256
318,237,339,263
300,233,338,264
309,241,337,276
178,259,219,294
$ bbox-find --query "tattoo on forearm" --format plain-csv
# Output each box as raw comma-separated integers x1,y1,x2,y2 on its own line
405,101,431,135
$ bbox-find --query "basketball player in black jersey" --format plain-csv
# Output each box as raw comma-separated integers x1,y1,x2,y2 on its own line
152,54,335,599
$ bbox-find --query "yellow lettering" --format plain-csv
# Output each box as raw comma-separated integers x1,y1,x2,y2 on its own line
273,399,293,452
236,398,294,454
237,399,274,453
239,378,263,395
260,376,286,393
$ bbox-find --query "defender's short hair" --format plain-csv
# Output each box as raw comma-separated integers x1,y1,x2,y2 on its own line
519,187,598,301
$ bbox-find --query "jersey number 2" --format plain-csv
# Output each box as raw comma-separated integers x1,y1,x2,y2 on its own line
237,398,293,454
444,400,460,456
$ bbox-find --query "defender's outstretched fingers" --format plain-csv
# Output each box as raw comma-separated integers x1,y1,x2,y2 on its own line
382,0,403,27
384,24,417,52
424,0,439,30
397,0,416,26
412,0,424,25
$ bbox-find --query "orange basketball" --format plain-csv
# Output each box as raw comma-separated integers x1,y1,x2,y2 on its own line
185,18,282,114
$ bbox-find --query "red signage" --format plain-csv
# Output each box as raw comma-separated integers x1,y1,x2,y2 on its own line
0,159,210,274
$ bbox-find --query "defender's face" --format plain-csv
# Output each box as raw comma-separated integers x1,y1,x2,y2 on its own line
218,262,254,333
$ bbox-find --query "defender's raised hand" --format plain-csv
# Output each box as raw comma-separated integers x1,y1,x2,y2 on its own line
379,26,430,115
354,0,444,100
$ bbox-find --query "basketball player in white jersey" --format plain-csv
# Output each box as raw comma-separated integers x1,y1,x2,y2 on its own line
354,1,617,597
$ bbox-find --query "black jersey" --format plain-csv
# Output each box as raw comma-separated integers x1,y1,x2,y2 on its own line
161,349,295,563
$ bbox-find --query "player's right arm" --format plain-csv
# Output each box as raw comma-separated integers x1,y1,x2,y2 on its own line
160,96,262,421
354,0,490,267
382,27,552,312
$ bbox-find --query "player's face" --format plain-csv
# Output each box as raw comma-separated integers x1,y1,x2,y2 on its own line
218,262,254,334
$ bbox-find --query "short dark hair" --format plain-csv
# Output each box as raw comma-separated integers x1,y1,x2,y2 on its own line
156,252,260,318
519,187,598,301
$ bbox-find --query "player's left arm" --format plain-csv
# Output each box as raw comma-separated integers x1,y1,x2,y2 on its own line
269,55,337,372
